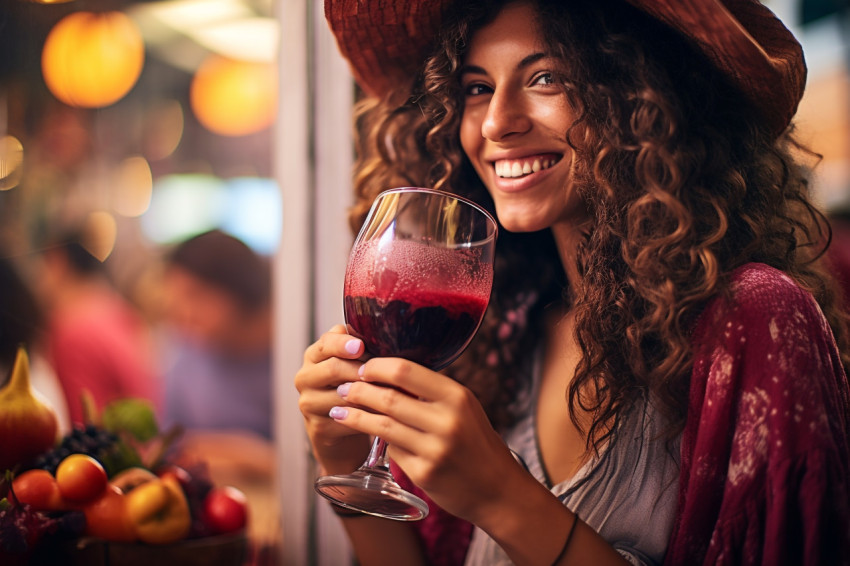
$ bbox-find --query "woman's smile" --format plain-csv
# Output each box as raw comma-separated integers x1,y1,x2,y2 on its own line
493,153,562,179
459,1,585,233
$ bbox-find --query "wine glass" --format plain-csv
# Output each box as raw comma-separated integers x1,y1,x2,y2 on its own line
314,187,498,521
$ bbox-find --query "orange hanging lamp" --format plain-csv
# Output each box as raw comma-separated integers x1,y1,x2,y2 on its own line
41,11,145,108
189,55,278,137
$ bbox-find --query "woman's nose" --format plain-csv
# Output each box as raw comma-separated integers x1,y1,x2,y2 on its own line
481,89,531,141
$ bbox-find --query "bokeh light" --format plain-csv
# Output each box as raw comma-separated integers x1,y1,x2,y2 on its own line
141,173,228,243
141,173,280,253
82,210,118,262
0,135,24,191
142,100,185,161
189,55,278,136
113,156,153,217
41,11,145,108
219,177,282,254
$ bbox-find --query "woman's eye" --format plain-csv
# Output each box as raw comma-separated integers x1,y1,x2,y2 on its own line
533,72,555,86
464,83,492,96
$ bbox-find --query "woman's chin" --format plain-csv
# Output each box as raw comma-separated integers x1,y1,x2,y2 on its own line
492,206,552,233
497,218,548,233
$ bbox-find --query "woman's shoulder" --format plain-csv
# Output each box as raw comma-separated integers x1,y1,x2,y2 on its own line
698,262,823,334
690,262,845,406
690,262,843,388
726,262,812,308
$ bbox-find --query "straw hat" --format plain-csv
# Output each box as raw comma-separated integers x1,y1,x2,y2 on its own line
324,0,806,137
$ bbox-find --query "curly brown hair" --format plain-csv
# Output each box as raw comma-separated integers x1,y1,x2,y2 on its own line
346,0,850,451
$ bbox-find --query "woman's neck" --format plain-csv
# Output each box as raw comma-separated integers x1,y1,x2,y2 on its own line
551,222,588,293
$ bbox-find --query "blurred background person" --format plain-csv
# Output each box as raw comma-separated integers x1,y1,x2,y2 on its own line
158,228,273,439
34,230,160,424
0,252,70,436
156,228,277,563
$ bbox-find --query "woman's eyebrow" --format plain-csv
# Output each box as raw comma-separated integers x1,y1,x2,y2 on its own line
460,52,548,78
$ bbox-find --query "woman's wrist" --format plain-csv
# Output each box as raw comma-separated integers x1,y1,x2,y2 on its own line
471,468,575,565
312,436,371,476
550,512,579,565
480,486,625,566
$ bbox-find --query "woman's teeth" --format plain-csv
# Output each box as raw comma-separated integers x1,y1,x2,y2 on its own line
495,157,558,178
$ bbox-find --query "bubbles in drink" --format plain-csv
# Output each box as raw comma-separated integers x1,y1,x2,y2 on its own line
344,238,493,370
345,239,493,308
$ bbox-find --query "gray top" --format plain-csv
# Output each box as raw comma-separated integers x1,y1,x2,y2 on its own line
464,355,681,566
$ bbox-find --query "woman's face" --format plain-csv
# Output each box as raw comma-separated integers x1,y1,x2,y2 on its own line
459,0,587,234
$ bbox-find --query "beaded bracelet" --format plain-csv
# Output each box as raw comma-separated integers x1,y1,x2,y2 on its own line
551,512,579,565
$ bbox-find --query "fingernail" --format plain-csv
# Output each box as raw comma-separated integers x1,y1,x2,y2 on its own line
345,339,361,355
357,364,365,378
329,406,348,420
337,382,352,397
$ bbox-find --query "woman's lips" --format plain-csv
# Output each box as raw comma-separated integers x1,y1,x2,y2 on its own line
494,153,562,179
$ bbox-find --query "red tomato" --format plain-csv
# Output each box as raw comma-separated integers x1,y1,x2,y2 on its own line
203,486,248,534
55,454,108,503
11,469,68,510
84,484,137,542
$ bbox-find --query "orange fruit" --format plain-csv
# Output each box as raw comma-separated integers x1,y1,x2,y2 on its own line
56,454,108,503
83,484,137,542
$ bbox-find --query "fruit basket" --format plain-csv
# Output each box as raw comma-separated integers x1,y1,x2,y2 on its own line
0,347,253,566
30,531,248,566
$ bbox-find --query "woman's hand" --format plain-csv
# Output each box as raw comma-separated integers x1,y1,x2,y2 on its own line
328,356,526,524
307,347,621,566
294,325,372,475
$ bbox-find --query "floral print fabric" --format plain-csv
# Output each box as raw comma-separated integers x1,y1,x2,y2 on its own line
666,263,850,565
393,263,850,565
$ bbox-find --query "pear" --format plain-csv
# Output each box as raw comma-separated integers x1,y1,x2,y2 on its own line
0,346,59,472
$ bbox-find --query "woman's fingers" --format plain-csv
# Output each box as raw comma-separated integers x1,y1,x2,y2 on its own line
293,326,378,474
303,326,363,364
329,376,503,502
356,357,458,401
335,380,437,432
329,391,431,452
295,328,364,393
295,355,361,392
331,368,476,445
298,384,353,417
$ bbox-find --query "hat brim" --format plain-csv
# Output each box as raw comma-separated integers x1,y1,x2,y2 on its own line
325,0,805,136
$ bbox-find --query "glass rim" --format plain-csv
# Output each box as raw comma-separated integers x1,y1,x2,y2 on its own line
377,186,498,241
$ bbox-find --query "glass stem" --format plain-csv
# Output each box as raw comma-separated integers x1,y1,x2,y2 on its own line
363,436,390,471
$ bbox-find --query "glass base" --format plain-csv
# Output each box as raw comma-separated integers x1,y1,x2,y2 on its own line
315,467,429,521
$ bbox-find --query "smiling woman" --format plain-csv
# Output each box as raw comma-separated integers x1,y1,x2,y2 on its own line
295,0,850,564
458,2,582,235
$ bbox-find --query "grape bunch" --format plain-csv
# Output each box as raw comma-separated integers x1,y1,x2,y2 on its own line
0,499,84,565
30,424,120,475
174,462,215,538
0,500,42,558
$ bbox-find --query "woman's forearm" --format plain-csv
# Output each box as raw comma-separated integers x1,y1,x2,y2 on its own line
473,472,628,566
336,511,428,566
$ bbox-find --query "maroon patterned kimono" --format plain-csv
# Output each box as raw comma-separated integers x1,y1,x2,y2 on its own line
396,263,850,565
665,263,850,565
